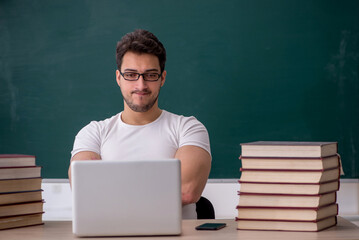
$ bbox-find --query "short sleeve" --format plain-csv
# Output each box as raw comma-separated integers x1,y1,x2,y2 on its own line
71,121,102,158
178,117,211,157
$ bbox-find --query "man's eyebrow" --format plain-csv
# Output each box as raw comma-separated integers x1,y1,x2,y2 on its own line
123,68,160,72
144,68,160,72
123,68,138,72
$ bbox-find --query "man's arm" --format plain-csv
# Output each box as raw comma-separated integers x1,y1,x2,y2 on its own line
175,145,211,205
68,151,101,186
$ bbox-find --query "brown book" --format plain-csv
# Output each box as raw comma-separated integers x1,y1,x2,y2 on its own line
0,213,43,230
239,167,340,184
0,178,42,193
0,166,41,180
0,155,36,167
237,192,336,208
239,155,339,170
241,141,337,158
0,201,44,217
236,216,337,232
236,203,338,221
238,180,340,195
0,190,43,205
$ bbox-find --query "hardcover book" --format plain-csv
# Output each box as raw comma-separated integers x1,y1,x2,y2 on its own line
0,178,42,193
0,190,43,205
241,141,337,158
0,155,36,167
0,166,41,180
238,180,340,195
237,191,336,208
0,201,44,218
236,203,338,221
239,167,340,184
0,213,43,230
239,155,339,170
236,216,337,232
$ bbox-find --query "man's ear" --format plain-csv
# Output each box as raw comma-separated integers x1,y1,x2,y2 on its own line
160,70,167,87
116,70,121,87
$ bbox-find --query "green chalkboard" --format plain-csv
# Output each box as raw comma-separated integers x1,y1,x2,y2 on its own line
1,0,358,179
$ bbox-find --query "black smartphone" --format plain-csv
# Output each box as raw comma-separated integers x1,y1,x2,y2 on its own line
195,223,227,230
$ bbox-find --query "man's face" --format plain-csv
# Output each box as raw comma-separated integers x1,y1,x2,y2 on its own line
116,51,166,112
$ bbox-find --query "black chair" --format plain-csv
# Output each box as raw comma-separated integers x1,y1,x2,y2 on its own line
196,196,215,219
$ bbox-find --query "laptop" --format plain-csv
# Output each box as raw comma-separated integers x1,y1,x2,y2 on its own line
71,159,182,237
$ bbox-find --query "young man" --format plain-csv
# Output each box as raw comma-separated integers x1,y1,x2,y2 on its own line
68,29,211,219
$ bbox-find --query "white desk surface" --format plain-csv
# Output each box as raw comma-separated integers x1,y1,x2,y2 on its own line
1,217,359,240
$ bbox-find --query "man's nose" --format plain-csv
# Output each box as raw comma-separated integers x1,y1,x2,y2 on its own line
136,75,148,89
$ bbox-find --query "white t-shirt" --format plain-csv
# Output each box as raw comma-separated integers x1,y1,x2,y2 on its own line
71,110,211,219
71,110,211,159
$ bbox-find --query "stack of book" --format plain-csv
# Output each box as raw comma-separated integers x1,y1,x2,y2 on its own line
0,154,44,230
236,141,340,232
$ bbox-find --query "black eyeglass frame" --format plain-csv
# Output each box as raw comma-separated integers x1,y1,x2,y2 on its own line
119,70,163,82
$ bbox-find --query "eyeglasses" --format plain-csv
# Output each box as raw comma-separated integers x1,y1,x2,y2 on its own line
119,70,163,82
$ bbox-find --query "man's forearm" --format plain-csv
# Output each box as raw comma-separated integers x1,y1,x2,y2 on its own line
175,145,211,205
68,151,101,187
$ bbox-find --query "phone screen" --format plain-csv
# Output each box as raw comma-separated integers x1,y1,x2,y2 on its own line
195,223,227,230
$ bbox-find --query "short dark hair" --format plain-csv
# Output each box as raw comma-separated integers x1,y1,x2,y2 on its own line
116,29,166,72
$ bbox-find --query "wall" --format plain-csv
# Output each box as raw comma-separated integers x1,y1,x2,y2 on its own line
42,179,359,220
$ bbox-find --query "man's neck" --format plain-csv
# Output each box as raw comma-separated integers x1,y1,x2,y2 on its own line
121,105,162,125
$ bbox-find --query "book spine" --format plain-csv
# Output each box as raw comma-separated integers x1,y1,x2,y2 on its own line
0,211,45,219
0,189,43,195
236,203,336,210
238,179,339,185
235,215,337,223
239,155,338,160
0,155,35,158
237,191,337,197
240,167,339,172
0,166,42,170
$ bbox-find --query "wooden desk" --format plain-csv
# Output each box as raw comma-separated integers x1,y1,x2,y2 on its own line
1,217,358,240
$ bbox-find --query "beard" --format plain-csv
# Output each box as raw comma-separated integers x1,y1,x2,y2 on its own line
122,89,160,112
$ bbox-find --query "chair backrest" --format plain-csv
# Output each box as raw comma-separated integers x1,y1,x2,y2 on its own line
195,196,215,219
